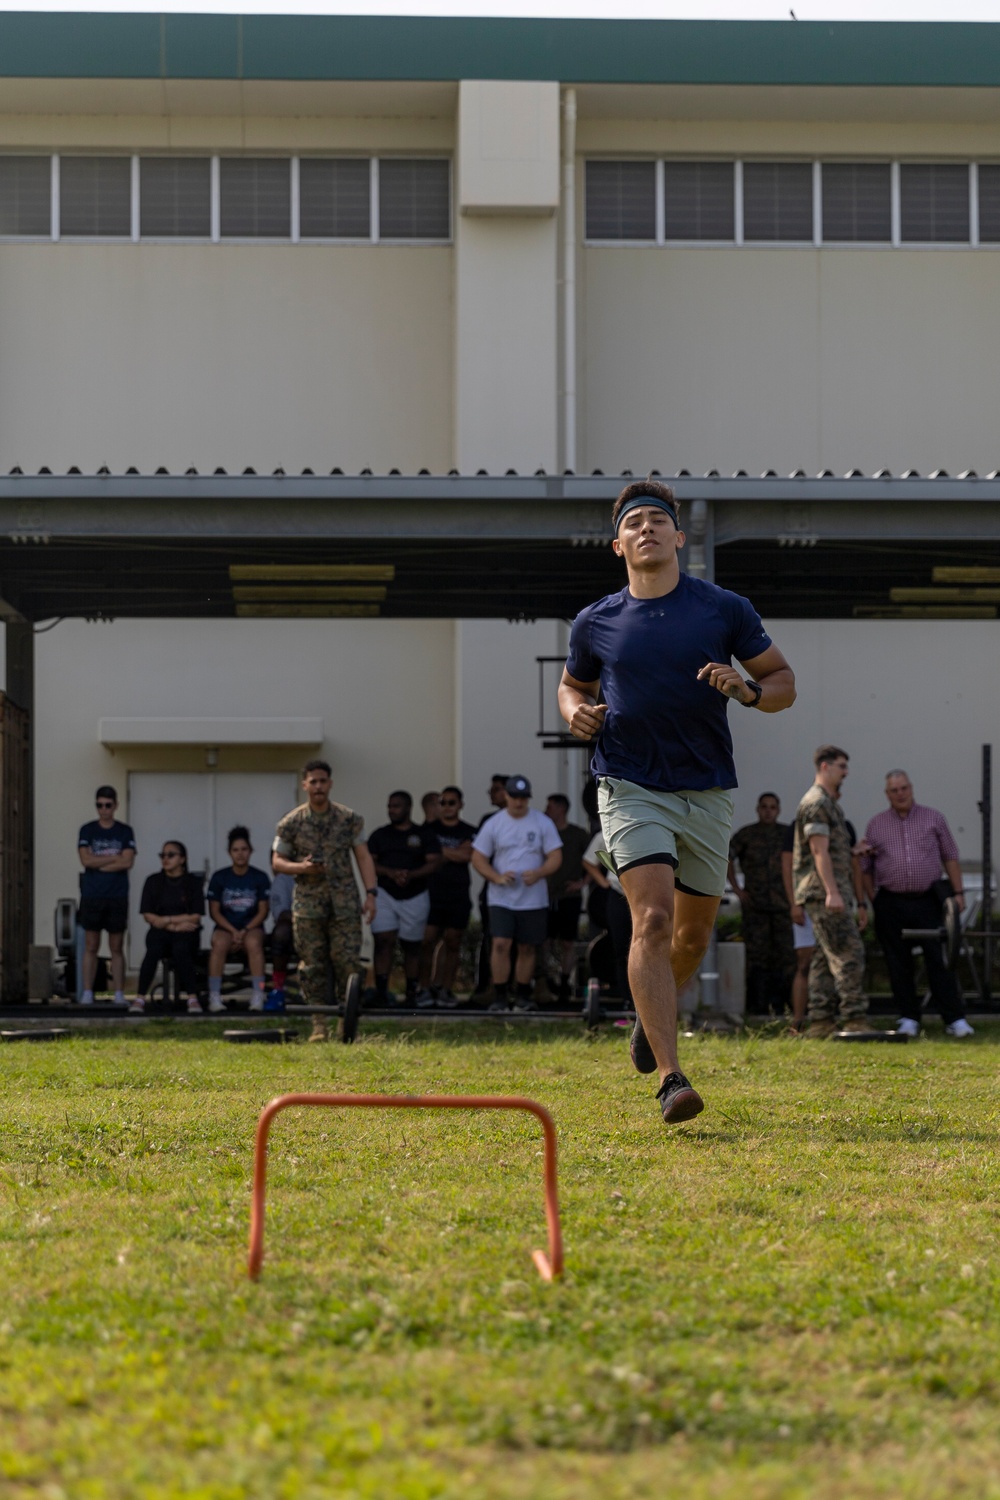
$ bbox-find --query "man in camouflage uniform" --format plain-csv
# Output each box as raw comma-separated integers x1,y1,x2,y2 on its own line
727,792,794,1014
792,745,869,1037
272,760,377,1041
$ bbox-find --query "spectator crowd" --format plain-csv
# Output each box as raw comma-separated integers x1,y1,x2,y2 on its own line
74,745,976,1039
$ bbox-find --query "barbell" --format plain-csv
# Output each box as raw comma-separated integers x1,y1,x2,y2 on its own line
901,895,965,973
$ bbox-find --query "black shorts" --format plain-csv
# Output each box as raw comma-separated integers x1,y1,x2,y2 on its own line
427,898,472,933
78,897,129,934
548,895,583,943
489,906,548,946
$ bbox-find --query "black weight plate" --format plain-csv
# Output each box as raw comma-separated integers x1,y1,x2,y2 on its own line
832,1029,908,1043
341,973,362,1044
1,1028,70,1042
943,896,963,973
583,978,602,1029
223,1028,297,1044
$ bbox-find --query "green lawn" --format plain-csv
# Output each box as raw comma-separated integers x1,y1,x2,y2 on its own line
2,1020,1000,1499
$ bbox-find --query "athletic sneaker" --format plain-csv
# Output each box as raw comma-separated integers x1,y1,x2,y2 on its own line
487,1001,510,1013
186,996,204,1015
415,988,437,1010
945,1018,975,1038
208,995,228,1014
630,1017,657,1074
896,1017,920,1038
247,996,263,1014
78,993,94,1007
437,990,462,1009
264,988,286,1013
656,1072,705,1124
127,997,145,1015
512,998,538,1013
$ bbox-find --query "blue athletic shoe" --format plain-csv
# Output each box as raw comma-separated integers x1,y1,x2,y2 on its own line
263,988,286,1013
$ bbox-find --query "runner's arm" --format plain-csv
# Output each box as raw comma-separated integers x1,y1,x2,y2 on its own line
558,667,608,741
698,644,795,712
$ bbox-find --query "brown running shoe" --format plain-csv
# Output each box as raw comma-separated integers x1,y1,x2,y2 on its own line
308,1016,330,1043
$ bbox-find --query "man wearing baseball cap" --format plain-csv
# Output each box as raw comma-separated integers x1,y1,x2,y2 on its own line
559,479,795,1124
471,776,563,1012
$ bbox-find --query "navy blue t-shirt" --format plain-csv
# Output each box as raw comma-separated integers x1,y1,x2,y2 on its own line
207,865,271,929
565,575,771,793
78,820,136,900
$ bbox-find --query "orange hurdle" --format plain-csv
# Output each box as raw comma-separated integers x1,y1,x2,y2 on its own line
248,1092,564,1282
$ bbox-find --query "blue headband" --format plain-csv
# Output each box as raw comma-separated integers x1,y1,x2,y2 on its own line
614,495,679,536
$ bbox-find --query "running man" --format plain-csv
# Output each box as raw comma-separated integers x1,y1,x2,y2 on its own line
558,479,795,1124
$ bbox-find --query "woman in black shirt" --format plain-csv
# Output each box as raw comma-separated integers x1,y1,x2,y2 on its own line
129,840,205,1015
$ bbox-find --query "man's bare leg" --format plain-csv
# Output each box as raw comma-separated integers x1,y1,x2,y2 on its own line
619,865,721,1083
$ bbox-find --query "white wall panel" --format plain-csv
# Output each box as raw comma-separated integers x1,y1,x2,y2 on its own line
0,244,453,473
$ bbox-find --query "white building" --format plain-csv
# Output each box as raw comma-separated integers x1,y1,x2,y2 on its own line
0,13,997,984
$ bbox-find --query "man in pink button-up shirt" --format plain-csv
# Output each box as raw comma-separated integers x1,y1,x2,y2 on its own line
861,771,971,1038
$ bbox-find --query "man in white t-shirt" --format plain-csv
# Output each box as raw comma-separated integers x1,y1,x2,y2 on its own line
471,776,563,1013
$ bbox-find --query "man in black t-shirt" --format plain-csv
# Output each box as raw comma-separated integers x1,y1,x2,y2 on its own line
368,791,441,1006
77,785,136,1006
418,784,477,1006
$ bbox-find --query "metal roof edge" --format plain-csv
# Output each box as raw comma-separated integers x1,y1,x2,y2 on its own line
1,15,1000,87
0,473,999,504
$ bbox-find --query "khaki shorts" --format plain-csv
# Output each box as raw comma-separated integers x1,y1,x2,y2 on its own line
597,777,735,899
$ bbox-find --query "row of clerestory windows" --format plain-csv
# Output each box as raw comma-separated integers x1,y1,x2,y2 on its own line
0,155,452,241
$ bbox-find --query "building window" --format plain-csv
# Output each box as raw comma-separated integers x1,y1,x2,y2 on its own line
742,162,813,241
377,159,450,240
821,162,891,242
585,160,656,240
977,164,1000,242
219,158,291,238
0,156,50,236
662,161,734,240
299,158,371,239
60,156,130,237
900,163,969,242
140,157,211,237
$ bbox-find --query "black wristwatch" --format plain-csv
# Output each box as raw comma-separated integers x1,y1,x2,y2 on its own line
742,679,764,708
366,886,377,896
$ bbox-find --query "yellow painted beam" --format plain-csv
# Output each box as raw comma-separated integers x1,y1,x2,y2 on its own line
932,566,1000,584
229,564,395,582
233,585,387,603
891,587,1000,603
235,604,381,618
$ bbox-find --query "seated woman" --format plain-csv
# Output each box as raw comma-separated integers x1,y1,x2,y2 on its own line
130,841,205,1014
206,826,271,1013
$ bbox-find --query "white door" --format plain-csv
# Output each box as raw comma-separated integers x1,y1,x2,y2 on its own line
126,772,299,968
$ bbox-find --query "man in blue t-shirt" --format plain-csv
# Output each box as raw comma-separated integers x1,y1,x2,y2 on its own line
559,479,795,1125
77,785,137,1006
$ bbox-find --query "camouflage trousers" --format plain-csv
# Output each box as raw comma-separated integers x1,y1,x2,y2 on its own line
292,893,363,1006
805,902,868,1024
741,908,795,975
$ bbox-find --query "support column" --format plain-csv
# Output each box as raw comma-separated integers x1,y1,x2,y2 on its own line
454,81,560,474
685,499,715,583
4,621,33,1000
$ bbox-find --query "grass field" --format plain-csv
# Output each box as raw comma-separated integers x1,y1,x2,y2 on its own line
3,1019,1000,1499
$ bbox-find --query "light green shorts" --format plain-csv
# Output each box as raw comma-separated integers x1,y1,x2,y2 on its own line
597,778,735,899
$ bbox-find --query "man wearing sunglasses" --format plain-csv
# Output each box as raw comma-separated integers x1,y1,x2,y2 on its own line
77,785,136,1006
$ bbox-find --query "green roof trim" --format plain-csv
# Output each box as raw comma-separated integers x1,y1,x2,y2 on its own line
2,14,1000,86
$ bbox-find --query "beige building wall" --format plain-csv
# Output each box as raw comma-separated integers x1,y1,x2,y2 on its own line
0,244,453,474
31,617,456,942
582,246,1000,477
